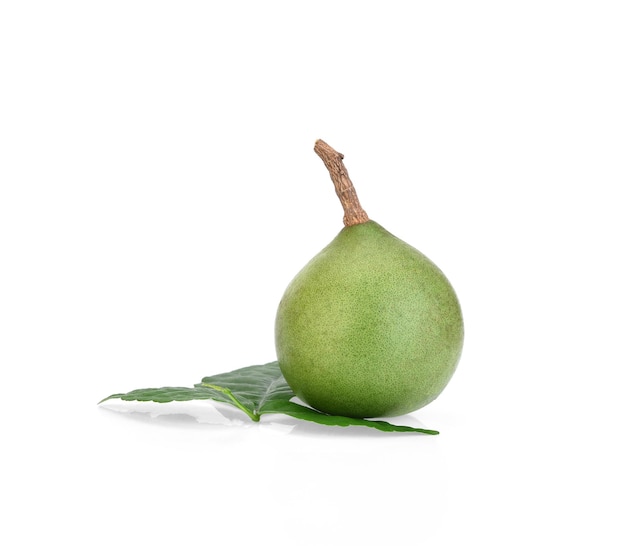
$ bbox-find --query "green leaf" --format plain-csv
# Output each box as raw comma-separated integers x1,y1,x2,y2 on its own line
100,362,438,434
197,362,293,421
261,399,439,434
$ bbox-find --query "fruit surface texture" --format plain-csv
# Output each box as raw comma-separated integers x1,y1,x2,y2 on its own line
275,220,463,418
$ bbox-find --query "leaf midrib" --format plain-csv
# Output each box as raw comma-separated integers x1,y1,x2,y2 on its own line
256,376,284,413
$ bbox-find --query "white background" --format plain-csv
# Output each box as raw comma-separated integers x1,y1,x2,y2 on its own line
1,1,625,544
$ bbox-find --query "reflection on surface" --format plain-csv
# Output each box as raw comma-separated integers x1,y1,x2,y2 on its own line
99,399,297,434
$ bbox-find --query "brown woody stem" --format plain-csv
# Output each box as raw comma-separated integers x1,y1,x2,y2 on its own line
314,139,369,227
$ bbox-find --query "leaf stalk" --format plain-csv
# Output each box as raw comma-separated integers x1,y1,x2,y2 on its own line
200,383,260,422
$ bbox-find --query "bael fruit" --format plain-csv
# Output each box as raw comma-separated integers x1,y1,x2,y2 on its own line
274,140,463,418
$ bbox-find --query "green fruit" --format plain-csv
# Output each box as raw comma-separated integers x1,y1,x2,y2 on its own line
275,140,463,418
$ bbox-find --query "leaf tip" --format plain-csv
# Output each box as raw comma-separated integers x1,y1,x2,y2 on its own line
97,394,120,405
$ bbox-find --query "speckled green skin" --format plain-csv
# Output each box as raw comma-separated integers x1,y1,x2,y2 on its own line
275,221,463,418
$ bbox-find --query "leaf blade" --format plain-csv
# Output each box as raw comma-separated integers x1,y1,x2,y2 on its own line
261,399,439,434
196,361,292,417
99,386,229,405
